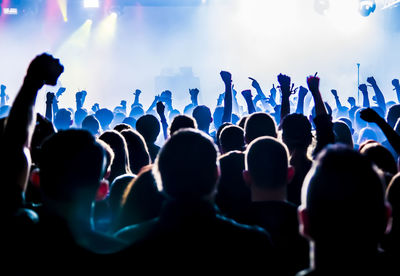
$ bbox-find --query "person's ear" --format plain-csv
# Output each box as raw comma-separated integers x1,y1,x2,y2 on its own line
298,206,311,240
30,168,40,189
242,170,252,188
95,179,109,201
287,166,295,183
384,201,393,235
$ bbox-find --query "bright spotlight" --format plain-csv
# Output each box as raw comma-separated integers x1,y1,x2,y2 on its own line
84,0,100,8
359,0,376,17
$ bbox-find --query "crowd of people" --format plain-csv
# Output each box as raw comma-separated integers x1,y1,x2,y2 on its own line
2,53,400,275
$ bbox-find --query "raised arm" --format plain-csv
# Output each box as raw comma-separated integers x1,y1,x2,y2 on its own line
0,85,8,107
249,77,269,110
392,79,400,103
1,53,63,207
241,89,256,115
221,71,232,123
146,95,160,114
295,86,308,114
45,92,55,122
358,84,370,108
367,76,386,114
156,101,168,140
189,88,200,107
278,73,293,122
360,108,400,155
307,74,334,158
133,89,142,107
330,89,343,110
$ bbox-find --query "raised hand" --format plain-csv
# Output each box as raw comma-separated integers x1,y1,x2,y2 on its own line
121,100,127,107
249,77,261,91
277,73,292,98
331,89,338,98
241,89,252,100
156,101,165,117
134,89,142,96
347,97,356,107
307,74,320,94
270,84,277,97
360,108,381,123
359,84,368,94
56,87,66,98
392,79,400,89
366,76,377,86
92,103,100,113
0,84,6,95
26,53,64,87
189,88,199,98
46,92,55,104
220,71,232,84
298,86,308,98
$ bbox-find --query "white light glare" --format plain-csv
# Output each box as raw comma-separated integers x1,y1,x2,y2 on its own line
3,8,18,15
84,0,100,8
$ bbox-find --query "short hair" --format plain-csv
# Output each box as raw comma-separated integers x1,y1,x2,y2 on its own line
359,142,397,176
136,114,160,143
39,129,106,202
120,129,151,175
219,125,245,153
82,115,101,136
245,137,289,189
169,115,197,136
302,145,387,242
333,121,353,148
153,129,218,199
244,112,277,143
216,122,232,147
281,113,312,151
114,123,132,133
95,108,114,129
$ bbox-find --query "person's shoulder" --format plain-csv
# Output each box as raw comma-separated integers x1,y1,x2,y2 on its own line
114,217,159,243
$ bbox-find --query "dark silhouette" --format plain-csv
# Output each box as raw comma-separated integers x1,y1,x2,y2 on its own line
136,114,161,162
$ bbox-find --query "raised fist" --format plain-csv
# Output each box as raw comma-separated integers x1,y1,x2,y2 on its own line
189,88,199,98
298,86,308,98
359,84,368,94
277,74,291,95
331,89,338,98
360,108,381,123
92,103,100,113
27,53,64,86
392,79,400,88
241,89,252,99
270,84,277,97
307,74,320,93
347,97,356,107
120,100,127,107
156,101,165,116
220,71,232,84
366,76,377,86
46,92,55,103
134,89,142,96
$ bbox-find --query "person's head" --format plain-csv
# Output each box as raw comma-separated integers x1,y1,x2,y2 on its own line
54,108,72,131
298,145,390,247
153,129,219,200
114,123,132,133
359,141,397,177
219,125,245,154
348,97,356,107
281,113,312,153
244,112,277,144
168,109,181,122
136,114,160,144
74,108,88,128
237,115,248,129
39,130,107,206
357,127,377,145
122,117,137,129
120,129,151,175
82,115,101,136
112,112,126,128
337,117,354,135
129,106,145,120
169,115,197,136
387,104,400,128
333,121,353,148
243,137,293,191
95,108,114,131
192,105,212,132
216,122,232,149
99,130,131,184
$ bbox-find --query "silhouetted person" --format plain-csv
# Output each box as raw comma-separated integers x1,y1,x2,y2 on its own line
95,108,114,131
136,114,160,162
219,125,245,154
54,108,72,131
82,115,101,136
297,145,391,275
192,105,213,135
244,112,277,144
240,137,309,275
120,129,151,175
333,120,354,148
115,129,276,271
168,114,197,136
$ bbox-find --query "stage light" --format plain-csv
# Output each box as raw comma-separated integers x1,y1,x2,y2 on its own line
57,0,68,22
359,0,376,17
314,0,330,15
2,7,17,15
84,0,100,8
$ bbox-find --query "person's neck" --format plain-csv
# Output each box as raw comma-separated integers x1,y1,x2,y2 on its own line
199,125,210,134
311,241,379,272
290,147,310,164
251,185,286,202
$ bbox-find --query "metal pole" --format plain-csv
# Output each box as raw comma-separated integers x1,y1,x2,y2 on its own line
357,63,360,106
